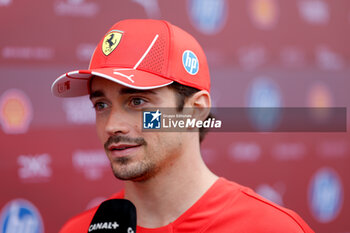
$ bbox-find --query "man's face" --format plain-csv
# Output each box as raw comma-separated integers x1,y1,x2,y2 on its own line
90,77,184,182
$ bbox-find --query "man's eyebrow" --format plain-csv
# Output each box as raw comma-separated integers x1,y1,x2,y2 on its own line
89,90,104,100
119,88,156,95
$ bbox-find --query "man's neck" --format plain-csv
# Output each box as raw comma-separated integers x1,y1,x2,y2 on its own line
123,148,218,228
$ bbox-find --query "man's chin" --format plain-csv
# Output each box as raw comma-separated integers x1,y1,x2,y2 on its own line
113,156,131,165
111,164,158,182
112,171,150,182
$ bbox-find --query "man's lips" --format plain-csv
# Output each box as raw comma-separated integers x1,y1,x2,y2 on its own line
108,144,141,151
107,144,142,158
104,135,146,153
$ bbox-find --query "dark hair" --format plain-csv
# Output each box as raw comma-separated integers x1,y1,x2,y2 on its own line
167,82,212,143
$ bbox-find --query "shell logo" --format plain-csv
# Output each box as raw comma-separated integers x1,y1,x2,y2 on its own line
249,0,279,30
0,89,33,134
308,82,332,108
307,82,333,122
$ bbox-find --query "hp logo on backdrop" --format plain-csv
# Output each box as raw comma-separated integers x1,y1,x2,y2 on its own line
187,0,228,35
182,50,199,75
308,167,343,223
0,199,44,233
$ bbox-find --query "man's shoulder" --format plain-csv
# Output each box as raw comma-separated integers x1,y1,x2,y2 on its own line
59,207,97,233
212,178,314,232
59,191,124,233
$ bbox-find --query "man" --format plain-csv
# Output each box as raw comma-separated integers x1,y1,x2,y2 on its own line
51,19,314,232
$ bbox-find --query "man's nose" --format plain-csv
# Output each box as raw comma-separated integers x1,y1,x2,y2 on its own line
105,108,130,136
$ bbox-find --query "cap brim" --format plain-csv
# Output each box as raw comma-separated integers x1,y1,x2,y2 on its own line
51,68,174,97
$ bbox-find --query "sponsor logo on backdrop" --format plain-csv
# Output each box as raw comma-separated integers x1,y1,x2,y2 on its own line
2,46,54,60
187,0,228,35
237,46,267,70
307,82,332,108
307,82,334,123
317,141,348,159
272,143,305,161
249,0,279,30
62,96,95,124
298,0,329,25
0,89,33,134
54,0,99,17
308,167,343,223
256,183,285,206
307,81,334,121
229,142,261,162
315,45,344,71
246,77,282,131
0,199,44,233
17,154,52,183
280,47,305,68
0,0,12,6
72,150,109,180
132,0,161,18
77,43,96,61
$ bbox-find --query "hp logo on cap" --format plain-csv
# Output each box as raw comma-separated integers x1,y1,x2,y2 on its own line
182,50,199,75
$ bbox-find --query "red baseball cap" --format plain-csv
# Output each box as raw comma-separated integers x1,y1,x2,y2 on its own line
51,19,210,97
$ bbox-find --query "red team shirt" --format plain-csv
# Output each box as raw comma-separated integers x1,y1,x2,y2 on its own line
59,178,314,233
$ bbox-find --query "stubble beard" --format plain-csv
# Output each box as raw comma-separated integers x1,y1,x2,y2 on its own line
110,154,160,182
104,134,182,182
104,135,157,181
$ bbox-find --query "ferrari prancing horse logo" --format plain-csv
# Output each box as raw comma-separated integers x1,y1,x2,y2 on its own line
102,30,123,56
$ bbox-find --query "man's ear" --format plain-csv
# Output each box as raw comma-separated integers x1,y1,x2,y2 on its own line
185,90,211,121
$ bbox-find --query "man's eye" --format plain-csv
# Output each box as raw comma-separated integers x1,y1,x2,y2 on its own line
93,102,108,111
130,98,145,106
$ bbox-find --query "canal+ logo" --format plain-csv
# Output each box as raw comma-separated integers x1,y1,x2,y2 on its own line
143,110,162,129
182,50,199,75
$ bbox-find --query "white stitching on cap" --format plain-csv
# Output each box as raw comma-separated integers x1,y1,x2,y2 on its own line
91,71,173,90
133,34,159,69
110,34,159,83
